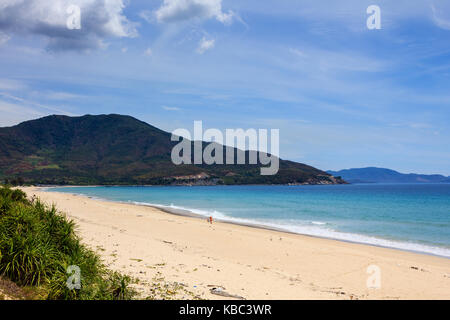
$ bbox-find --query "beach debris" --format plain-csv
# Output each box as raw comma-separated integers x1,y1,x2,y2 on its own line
145,276,200,300
175,282,187,287
207,284,226,290
162,240,173,244
410,266,428,272
323,289,346,295
209,287,245,300
289,276,302,283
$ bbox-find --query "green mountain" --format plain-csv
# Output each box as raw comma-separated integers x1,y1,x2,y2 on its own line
327,167,450,184
0,114,346,186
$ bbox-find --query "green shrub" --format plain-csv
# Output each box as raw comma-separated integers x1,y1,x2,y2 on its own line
0,186,136,300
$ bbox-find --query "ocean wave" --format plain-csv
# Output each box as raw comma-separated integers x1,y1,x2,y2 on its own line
311,221,327,225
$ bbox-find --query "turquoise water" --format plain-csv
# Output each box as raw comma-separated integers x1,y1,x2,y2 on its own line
48,184,450,258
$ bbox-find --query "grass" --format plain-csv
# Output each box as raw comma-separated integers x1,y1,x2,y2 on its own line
0,185,136,300
35,164,61,170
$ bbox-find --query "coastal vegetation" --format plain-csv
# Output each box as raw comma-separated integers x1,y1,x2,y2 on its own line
0,185,136,300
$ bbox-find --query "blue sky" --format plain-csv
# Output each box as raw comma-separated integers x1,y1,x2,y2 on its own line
1,0,450,175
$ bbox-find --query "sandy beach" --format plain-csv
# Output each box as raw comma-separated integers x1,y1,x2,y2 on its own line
20,187,450,300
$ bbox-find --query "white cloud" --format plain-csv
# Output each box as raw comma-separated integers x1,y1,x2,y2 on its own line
0,92,76,115
154,0,234,25
0,0,138,51
0,79,25,91
289,48,306,58
0,31,10,46
43,91,84,100
162,105,181,111
144,47,153,56
139,10,154,23
0,99,44,127
288,46,386,73
431,4,450,30
197,36,215,54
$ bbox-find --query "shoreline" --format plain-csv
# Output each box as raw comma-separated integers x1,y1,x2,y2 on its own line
133,202,450,260
44,186,450,260
20,186,450,299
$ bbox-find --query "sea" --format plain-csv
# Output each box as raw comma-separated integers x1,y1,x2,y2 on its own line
47,184,450,258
